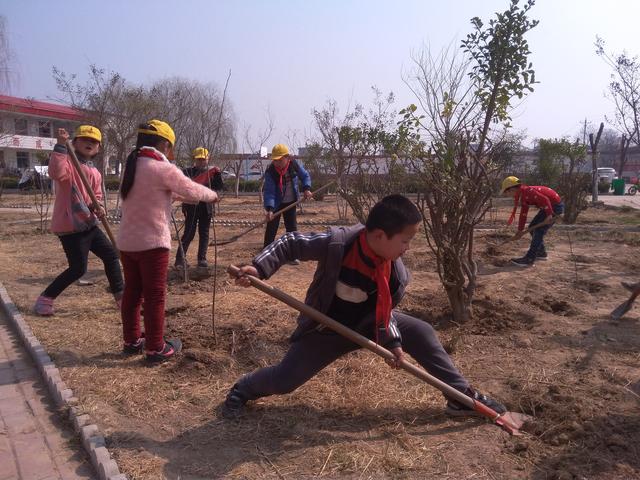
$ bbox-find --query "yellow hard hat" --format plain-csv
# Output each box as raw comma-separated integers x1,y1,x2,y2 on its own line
137,119,176,147
271,143,289,161
74,125,102,143
192,147,209,159
501,176,521,193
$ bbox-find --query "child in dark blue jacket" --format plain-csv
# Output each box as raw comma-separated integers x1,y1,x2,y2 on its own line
262,144,312,255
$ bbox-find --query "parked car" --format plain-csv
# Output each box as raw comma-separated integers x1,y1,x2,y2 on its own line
221,170,236,180
596,167,617,184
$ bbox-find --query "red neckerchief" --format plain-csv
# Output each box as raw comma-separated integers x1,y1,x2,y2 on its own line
342,230,392,342
507,187,523,225
139,147,164,162
274,158,291,194
192,166,220,186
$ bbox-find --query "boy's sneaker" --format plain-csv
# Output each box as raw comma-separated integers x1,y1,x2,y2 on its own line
145,338,182,364
34,296,54,316
536,251,548,261
197,259,208,268
510,256,534,267
123,335,145,355
222,384,248,417
288,259,301,266
445,388,507,417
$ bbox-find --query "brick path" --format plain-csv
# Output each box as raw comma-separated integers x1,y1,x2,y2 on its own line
0,308,95,480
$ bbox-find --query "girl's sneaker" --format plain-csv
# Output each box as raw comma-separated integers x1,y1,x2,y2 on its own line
122,336,145,355
145,338,182,364
34,296,54,316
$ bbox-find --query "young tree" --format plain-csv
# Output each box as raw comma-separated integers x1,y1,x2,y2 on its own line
536,138,587,223
310,88,409,222
400,0,538,323
595,38,640,160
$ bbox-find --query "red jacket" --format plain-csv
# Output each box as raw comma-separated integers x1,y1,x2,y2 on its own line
510,185,561,231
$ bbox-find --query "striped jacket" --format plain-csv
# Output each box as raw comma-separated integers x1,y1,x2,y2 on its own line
252,224,409,348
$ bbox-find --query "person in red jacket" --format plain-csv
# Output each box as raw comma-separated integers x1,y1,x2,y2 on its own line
501,176,564,267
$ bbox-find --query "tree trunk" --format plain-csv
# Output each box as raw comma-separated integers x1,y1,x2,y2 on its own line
590,123,604,203
618,134,631,178
444,285,472,323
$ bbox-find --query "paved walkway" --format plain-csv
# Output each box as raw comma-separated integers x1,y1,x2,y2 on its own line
0,308,95,480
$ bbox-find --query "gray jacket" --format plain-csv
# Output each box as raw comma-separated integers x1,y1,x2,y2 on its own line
252,225,410,347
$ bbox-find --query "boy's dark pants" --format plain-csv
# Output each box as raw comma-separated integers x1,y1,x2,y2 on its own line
177,203,211,262
233,311,470,401
43,226,123,299
263,201,297,248
525,202,564,260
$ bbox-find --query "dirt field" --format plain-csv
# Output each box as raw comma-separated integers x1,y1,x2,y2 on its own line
0,192,639,480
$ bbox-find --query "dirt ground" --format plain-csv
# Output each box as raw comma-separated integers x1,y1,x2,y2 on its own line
0,192,639,480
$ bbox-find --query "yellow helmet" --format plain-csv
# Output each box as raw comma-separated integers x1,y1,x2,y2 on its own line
192,147,209,159
271,143,289,161
501,176,521,193
74,125,102,143
137,119,176,147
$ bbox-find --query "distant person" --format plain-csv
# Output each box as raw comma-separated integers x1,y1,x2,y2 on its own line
117,120,218,364
34,126,123,316
501,176,564,267
263,144,312,264
224,194,506,417
175,147,223,269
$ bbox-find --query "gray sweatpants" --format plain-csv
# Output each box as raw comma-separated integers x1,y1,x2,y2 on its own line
234,311,469,401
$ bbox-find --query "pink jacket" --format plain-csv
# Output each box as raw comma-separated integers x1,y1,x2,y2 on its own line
117,147,217,252
48,145,102,235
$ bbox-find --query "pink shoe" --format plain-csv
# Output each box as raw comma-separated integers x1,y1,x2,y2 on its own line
34,296,54,316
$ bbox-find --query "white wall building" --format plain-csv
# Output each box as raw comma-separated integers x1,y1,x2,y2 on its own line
0,95,83,174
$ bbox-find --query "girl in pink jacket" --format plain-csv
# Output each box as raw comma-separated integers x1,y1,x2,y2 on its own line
34,126,123,316
118,120,218,364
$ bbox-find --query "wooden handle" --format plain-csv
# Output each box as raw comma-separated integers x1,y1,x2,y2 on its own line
65,141,117,250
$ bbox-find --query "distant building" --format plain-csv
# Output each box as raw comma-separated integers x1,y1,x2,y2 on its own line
0,95,83,174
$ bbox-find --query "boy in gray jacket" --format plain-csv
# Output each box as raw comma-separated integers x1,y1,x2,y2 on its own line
226,194,505,417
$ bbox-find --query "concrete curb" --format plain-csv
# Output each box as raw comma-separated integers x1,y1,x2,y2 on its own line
0,282,127,480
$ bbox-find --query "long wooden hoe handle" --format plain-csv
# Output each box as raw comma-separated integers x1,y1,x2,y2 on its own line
65,140,118,250
212,180,336,246
227,264,521,435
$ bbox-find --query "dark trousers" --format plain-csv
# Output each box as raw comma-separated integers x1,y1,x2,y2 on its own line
177,204,211,263
43,226,123,299
233,311,469,401
263,201,297,248
525,202,564,260
120,248,169,352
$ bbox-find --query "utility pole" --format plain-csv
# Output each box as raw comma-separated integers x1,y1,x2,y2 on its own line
590,122,604,203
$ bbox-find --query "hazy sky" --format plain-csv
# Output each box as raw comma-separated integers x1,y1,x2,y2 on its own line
3,0,639,150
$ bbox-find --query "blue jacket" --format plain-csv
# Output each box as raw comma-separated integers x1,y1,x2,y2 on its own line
263,160,312,211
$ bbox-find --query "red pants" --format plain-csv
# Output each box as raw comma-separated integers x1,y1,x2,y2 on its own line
120,248,169,352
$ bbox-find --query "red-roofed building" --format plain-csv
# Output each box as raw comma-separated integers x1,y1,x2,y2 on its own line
0,94,85,173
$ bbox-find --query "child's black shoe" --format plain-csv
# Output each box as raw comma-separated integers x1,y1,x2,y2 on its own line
222,384,248,417
445,388,506,417
145,338,182,364
510,256,534,267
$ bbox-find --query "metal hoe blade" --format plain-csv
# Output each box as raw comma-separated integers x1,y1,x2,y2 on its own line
494,412,533,436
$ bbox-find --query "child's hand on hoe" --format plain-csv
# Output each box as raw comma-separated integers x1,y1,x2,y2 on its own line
231,265,259,287
385,346,404,369
56,128,69,145
92,203,106,219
